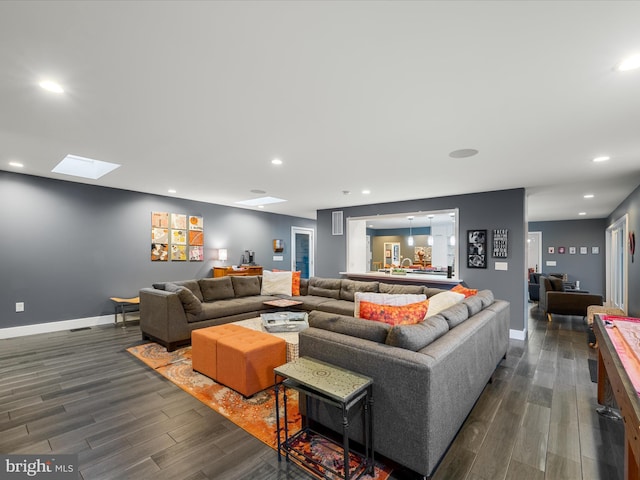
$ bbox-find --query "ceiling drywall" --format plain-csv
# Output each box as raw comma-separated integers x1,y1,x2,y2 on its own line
1,1,639,221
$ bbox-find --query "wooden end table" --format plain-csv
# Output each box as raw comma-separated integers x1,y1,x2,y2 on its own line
274,356,374,480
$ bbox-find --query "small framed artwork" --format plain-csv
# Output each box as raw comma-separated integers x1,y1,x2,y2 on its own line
558,247,565,254
467,230,487,268
548,246,555,254
580,246,588,254
273,239,284,253
492,229,508,258
569,246,576,255
592,246,600,254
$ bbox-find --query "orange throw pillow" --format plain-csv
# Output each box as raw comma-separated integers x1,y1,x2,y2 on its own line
359,299,429,326
451,284,478,298
273,269,301,296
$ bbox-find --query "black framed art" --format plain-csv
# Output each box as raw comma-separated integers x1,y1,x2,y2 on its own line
492,229,508,258
467,229,487,268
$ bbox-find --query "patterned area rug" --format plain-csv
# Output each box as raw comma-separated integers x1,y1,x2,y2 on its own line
127,343,392,480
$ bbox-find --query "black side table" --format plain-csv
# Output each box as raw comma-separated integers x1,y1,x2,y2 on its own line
274,356,374,480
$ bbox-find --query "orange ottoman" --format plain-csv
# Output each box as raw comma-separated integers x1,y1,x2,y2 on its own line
216,329,286,397
191,324,247,380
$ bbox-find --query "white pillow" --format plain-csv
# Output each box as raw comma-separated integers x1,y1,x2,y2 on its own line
425,291,465,318
261,270,293,296
354,292,426,318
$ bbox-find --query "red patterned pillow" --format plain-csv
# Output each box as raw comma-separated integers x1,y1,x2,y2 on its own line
359,299,430,326
273,269,301,296
451,284,478,298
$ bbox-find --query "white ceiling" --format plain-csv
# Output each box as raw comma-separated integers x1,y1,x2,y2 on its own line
1,1,640,222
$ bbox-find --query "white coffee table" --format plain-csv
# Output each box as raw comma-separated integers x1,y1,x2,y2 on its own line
232,317,304,362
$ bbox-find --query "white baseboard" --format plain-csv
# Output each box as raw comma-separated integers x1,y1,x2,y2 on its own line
509,328,527,341
0,315,117,339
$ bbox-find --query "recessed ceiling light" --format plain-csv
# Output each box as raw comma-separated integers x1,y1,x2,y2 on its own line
271,158,283,165
258,205,265,209
362,189,371,195
9,161,24,168
168,189,177,194
235,196,286,206
593,156,610,162
39,80,64,94
52,154,120,179
449,149,479,158
578,212,587,216
342,190,351,195
617,54,640,72
584,194,594,199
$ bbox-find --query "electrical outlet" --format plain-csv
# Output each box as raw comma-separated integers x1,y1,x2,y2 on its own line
16,302,24,312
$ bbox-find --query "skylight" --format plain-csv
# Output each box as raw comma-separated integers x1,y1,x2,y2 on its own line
52,155,120,179
235,196,287,206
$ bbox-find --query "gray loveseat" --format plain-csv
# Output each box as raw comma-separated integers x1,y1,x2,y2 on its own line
299,291,510,479
139,276,447,351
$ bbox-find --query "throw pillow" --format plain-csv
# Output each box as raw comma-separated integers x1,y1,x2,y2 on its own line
261,270,293,296
358,299,430,326
451,284,478,298
273,269,301,296
425,291,465,318
164,283,202,315
354,292,426,318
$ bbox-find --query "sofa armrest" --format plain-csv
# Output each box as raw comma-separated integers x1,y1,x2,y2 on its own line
139,288,190,349
545,291,603,316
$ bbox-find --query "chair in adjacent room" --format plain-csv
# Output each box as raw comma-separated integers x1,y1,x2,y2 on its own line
539,275,603,322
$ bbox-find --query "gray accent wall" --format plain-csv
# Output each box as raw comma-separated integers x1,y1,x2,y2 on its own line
528,219,606,296
1,172,315,329
316,188,527,333
608,182,640,317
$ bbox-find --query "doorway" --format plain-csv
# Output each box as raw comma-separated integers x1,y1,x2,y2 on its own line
291,227,314,279
606,215,628,311
527,231,542,274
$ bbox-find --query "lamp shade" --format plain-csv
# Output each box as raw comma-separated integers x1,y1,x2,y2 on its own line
218,248,228,262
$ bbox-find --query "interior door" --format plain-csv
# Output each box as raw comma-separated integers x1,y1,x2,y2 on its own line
291,227,314,279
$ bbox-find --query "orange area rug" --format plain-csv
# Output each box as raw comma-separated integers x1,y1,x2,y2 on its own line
127,342,392,480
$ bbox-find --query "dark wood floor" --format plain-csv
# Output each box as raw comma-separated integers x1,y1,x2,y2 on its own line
0,306,625,480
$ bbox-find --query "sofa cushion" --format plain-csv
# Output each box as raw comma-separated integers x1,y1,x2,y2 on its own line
379,283,425,295
231,276,261,297
308,311,390,343
359,299,430,326
354,292,426,317
340,279,379,302
439,302,469,329
299,278,309,296
476,290,495,308
451,284,478,298
385,315,449,351
425,291,465,318
164,283,202,315
463,295,484,316
549,277,564,291
313,299,355,316
153,279,204,302
199,277,235,301
425,287,447,298
308,277,341,299
261,270,293,295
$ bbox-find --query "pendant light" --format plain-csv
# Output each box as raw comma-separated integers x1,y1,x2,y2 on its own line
427,215,434,246
407,216,414,246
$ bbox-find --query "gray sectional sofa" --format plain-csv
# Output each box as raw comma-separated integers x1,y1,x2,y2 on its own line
140,274,510,479
139,276,446,350
299,292,510,479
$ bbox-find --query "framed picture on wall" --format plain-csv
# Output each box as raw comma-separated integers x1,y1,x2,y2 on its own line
467,230,487,268
492,229,508,258
569,246,576,254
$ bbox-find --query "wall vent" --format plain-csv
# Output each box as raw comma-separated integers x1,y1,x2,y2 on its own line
332,211,344,236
